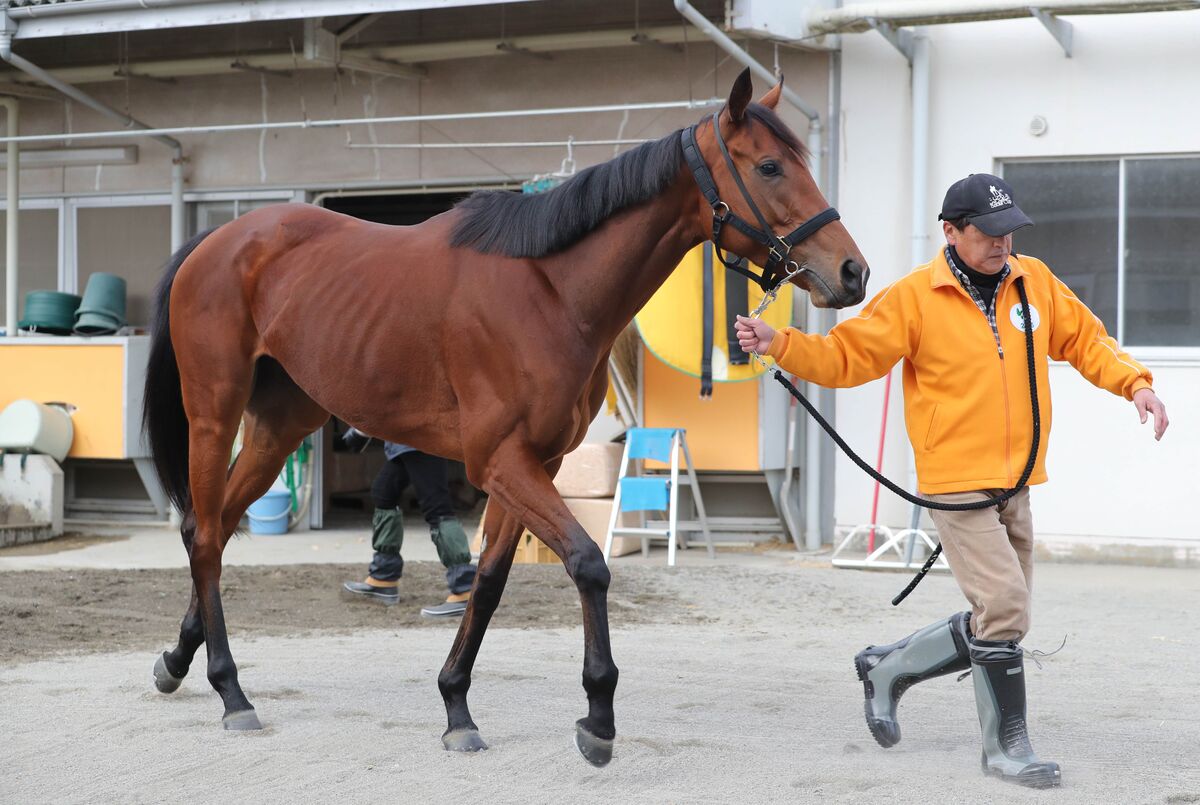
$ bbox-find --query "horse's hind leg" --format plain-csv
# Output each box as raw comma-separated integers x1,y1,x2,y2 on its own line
182,354,327,728
154,362,327,699
153,507,203,692
439,500,523,752
482,446,619,766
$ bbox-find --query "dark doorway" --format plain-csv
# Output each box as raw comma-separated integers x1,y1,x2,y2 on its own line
322,191,469,226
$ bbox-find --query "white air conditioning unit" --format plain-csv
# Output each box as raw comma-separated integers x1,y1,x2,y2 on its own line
727,0,840,49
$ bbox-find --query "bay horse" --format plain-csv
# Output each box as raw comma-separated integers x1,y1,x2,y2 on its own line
143,69,868,765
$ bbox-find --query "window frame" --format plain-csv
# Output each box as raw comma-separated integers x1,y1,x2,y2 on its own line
0,197,67,301
998,152,1200,362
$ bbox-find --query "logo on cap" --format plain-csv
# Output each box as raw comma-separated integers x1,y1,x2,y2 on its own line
988,185,1012,209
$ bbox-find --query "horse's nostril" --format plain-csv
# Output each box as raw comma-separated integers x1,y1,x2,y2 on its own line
841,259,867,298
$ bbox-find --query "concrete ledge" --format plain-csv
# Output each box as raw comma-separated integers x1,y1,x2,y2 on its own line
1035,537,1200,569
1,453,64,546
0,521,55,549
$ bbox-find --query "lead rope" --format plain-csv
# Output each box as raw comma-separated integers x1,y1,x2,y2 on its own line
746,271,1041,605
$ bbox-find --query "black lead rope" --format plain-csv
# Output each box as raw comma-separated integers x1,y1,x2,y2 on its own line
768,277,1041,605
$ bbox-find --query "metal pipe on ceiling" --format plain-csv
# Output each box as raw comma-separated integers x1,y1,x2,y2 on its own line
0,98,725,146
0,24,695,85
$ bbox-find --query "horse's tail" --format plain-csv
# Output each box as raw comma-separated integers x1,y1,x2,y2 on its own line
142,228,217,514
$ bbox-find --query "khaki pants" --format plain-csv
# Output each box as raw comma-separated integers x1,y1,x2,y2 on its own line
928,487,1034,642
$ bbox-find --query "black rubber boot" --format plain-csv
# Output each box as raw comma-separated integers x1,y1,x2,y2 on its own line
854,611,971,748
971,638,1062,789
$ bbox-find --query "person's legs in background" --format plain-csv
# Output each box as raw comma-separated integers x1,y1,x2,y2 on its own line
342,456,408,605
399,450,477,617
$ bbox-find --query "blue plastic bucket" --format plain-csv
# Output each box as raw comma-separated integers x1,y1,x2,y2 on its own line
247,489,292,535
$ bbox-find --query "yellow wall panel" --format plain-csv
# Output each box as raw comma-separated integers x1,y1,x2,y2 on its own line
0,344,125,458
642,346,759,471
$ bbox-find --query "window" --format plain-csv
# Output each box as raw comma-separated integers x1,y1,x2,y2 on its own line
1002,156,1200,348
189,198,280,238
76,205,171,328
0,207,60,329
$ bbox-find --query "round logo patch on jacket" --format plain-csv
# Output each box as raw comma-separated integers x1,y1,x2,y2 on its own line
1009,302,1041,333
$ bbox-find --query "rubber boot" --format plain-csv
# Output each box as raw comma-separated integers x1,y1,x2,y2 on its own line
854,611,971,748
971,638,1062,789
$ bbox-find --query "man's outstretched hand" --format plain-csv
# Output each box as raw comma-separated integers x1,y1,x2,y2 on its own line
1133,388,1169,441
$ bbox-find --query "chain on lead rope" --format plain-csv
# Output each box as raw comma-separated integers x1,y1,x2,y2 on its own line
745,261,808,373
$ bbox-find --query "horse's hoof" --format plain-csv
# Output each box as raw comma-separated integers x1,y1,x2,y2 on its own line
574,720,614,767
222,709,263,731
153,653,184,694
442,728,488,753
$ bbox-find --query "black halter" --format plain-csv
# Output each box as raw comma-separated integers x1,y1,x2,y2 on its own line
681,111,841,292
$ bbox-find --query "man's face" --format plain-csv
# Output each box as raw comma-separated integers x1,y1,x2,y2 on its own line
943,221,1011,274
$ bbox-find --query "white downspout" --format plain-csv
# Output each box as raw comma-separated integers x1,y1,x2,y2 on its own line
0,95,15,338
903,33,931,540
0,32,186,252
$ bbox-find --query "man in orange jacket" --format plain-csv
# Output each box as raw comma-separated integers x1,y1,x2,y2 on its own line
735,173,1168,789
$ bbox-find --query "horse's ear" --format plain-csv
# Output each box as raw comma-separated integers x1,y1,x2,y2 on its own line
759,77,784,110
724,67,753,125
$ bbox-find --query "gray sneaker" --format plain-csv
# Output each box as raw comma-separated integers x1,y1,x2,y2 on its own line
342,580,399,606
421,593,469,618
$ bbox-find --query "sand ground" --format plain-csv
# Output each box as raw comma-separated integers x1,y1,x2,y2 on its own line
3,550,1198,804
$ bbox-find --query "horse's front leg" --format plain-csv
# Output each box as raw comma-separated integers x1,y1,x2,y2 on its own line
486,444,619,767
438,500,522,752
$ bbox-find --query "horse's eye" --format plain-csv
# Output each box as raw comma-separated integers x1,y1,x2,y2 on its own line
758,161,780,177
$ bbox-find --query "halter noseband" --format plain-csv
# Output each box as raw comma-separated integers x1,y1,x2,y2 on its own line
681,111,841,292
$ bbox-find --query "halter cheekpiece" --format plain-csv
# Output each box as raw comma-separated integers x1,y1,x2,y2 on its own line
681,111,841,291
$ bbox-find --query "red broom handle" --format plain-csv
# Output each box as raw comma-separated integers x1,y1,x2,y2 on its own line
867,370,893,553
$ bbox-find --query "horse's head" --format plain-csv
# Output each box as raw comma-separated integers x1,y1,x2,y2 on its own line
688,68,869,308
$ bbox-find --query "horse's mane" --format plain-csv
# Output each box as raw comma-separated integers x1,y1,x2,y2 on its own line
449,129,684,258
448,103,808,259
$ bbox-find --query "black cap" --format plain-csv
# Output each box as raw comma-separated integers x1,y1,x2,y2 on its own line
938,173,1033,237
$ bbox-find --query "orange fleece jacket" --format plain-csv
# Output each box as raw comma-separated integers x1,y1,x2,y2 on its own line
767,250,1153,494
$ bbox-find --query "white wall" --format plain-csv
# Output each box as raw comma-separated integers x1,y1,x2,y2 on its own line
836,8,1200,541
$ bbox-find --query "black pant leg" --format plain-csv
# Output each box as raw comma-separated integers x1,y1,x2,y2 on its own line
370,455,409,510
399,451,455,527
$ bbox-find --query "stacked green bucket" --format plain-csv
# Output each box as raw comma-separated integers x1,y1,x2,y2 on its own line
73,273,127,335
19,291,82,334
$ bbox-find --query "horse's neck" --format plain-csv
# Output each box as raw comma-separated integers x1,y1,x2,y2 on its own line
548,175,704,349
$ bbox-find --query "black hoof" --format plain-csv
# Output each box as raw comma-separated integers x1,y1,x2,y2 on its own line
222,709,263,731
442,728,488,753
153,653,184,694
574,720,614,767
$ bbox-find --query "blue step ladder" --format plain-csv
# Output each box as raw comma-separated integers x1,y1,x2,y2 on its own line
603,428,714,566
